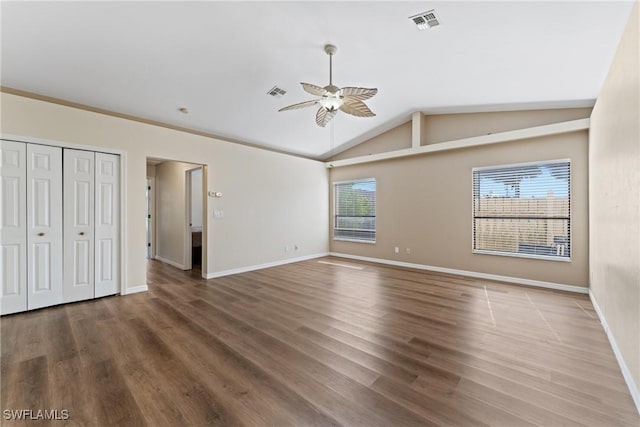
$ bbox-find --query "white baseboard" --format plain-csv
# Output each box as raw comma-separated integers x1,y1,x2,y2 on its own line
328,252,589,294
589,290,640,414
154,255,187,270
205,253,329,279
121,284,149,295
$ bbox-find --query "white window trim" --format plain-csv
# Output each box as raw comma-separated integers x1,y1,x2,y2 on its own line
472,249,572,263
333,178,377,244
333,237,377,244
471,159,572,262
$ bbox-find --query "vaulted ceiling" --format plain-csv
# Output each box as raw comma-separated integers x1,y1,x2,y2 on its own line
1,1,634,158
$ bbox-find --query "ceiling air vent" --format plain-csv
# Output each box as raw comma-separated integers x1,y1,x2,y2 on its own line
267,86,287,98
409,9,440,30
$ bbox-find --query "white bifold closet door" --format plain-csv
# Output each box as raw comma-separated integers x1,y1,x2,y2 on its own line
1,141,28,314
94,153,120,298
1,142,119,314
27,144,64,310
63,149,95,303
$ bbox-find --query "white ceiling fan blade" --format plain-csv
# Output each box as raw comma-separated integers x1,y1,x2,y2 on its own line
340,99,376,117
316,107,337,127
301,83,326,96
278,99,318,112
341,87,378,101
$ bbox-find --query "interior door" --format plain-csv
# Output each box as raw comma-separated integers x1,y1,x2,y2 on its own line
1,141,28,314
94,153,119,298
63,149,95,303
27,143,64,310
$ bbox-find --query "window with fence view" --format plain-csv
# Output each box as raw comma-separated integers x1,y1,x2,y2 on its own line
472,160,570,260
334,179,376,243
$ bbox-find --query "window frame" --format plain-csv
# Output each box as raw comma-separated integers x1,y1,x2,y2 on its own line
471,159,572,262
333,178,377,244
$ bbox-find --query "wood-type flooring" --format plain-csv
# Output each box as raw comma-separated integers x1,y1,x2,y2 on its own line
1,257,638,426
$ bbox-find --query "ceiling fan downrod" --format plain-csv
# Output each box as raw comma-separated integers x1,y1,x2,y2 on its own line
325,44,337,86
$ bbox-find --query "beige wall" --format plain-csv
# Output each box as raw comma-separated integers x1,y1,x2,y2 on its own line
0,92,330,289
422,108,592,145
146,164,156,177
330,127,589,287
589,2,639,400
331,121,412,160
155,161,197,268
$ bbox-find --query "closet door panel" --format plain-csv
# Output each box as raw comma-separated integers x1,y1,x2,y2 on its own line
1,141,27,314
64,149,95,303
95,153,119,297
27,144,63,310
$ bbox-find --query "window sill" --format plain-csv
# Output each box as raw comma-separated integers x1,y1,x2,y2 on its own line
473,249,571,262
333,238,376,244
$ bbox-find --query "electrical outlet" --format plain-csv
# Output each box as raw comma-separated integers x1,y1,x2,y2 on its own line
394,247,399,254
406,248,411,254
285,245,289,253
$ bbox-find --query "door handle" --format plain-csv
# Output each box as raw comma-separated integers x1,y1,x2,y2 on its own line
79,232,85,236
37,232,45,236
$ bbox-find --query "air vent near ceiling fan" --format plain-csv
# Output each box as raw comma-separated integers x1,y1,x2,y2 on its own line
409,9,440,30
267,86,287,98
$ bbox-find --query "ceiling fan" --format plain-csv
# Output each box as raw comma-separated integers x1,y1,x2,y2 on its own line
279,44,378,127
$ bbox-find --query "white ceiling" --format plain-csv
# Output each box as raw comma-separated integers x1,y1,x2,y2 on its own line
1,1,634,159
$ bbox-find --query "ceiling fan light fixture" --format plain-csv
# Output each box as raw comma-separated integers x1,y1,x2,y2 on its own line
318,96,344,112
278,43,377,126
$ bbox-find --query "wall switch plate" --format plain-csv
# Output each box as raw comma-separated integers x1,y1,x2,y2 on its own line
213,210,224,218
394,247,399,254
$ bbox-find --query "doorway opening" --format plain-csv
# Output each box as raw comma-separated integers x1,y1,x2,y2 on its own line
146,158,207,278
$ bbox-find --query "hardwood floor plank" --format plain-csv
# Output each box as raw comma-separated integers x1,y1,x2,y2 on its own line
98,316,206,427
48,357,94,427
198,301,382,387
295,325,419,384
4,356,49,427
1,258,638,426
43,307,78,363
435,387,537,427
455,377,585,426
185,298,433,427
88,358,147,426
410,336,639,421
370,375,487,426
125,317,245,426
142,297,342,427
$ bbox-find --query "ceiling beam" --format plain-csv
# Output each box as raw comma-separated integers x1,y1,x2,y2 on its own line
326,118,590,168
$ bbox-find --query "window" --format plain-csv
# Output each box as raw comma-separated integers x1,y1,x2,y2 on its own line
472,160,570,260
334,179,376,243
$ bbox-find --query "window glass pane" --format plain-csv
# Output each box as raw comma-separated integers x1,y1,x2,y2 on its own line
473,161,570,259
334,179,376,242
